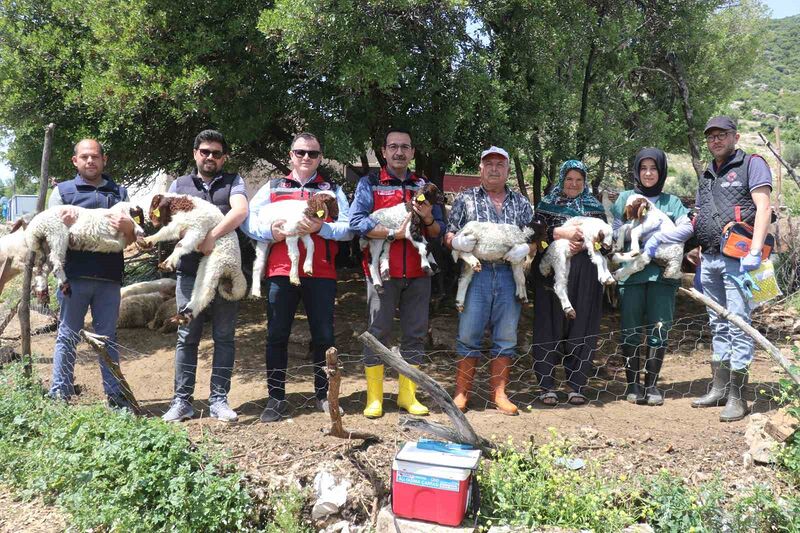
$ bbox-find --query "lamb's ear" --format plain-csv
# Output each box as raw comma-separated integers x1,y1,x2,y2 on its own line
10,218,27,234
622,204,633,222
324,195,339,220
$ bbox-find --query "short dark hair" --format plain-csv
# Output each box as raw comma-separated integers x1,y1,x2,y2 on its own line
73,139,104,157
383,128,413,147
193,129,229,154
291,132,322,151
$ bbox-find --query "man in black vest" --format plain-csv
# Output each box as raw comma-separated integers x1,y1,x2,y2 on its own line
162,130,249,423
47,139,138,408
691,116,772,422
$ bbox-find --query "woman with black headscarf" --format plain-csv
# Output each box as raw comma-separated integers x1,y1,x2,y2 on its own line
611,148,693,406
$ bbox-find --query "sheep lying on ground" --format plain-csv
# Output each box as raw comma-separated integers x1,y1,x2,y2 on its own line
611,194,683,281
451,220,548,312
539,216,615,319
117,292,172,328
140,193,247,324
148,297,179,334
249,191,339,294
26,203,146,296
360,183,445,291
120,278,177,299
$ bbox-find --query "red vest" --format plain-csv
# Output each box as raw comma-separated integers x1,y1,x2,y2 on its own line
265,174,339,280
361,168,429,279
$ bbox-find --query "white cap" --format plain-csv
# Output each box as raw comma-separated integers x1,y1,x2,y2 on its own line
480,146,509,161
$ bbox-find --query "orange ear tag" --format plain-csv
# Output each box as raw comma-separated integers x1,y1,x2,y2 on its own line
594,242,601,251
152,208,160,218
416,194,426,202
316,210,324,217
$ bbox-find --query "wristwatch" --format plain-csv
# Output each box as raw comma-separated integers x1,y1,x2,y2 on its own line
386,229,396,242
749,249,760,256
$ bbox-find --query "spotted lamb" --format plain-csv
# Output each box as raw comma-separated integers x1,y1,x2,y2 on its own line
141,193,247,324
249,191,339,295
611,194,683,281
451,219,548,312
360,183,445,291
538,216,615,319
25,203,146,296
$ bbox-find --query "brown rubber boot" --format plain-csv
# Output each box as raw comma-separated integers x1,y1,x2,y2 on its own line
489,356,518,416
453,357,479,412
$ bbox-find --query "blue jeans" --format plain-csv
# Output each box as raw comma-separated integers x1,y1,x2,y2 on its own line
700,252,753,370
174,273,238,403
456,263,521,358
50,278,122,399
266,276,336,401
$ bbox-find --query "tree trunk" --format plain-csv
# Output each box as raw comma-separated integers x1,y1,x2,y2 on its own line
531,136,544,205
592,151,606,195
360,153,371,176
666,52,704,178
513,155,528,198
576,42,597,160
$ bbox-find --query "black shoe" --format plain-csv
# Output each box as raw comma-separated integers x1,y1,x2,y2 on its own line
108,394,134,413
259,397,288,423
623,345,645,403
720,367,749,422
692,361,730,408
643,346,666,406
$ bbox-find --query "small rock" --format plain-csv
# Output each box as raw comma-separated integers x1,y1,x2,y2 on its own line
745,414,779,464
377,506,477,532
743,452,753,468
622,525,655,533
580,426,599,440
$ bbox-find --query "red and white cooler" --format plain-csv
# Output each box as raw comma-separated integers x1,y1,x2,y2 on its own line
391,441,482,526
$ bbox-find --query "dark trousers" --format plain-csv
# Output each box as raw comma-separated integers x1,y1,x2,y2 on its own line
266,276,336,401
532,252,603,394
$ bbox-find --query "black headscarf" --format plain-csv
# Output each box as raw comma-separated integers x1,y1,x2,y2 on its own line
632,147,668,197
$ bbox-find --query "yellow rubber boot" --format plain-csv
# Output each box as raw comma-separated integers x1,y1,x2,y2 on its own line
363,365,384,418
397,366,429,416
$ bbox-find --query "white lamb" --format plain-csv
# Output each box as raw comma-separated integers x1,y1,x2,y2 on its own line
360,183,445,291
451,220,548,312
611,194,683,281
120,278,177,299
249,191,339,295
0,217,34,296
140,193,247,324
538,216,615,319
25,202,146,296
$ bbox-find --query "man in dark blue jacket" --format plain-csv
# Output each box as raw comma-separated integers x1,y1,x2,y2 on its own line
47,139,137,408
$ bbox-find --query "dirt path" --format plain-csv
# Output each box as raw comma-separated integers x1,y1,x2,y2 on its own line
0,488,67,533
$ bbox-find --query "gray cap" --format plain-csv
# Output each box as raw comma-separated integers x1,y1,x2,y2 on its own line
480,146,509,160
703,116,737,134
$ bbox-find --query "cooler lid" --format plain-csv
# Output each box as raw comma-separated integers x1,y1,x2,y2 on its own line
395,441,482,470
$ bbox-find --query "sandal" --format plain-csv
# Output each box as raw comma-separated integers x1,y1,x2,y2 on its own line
567,392,587,406
538,392,558,406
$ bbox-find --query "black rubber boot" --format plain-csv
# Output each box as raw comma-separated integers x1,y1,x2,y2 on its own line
720,367,749,422
643,347,666,406
691,361,730,408
623,345,645,404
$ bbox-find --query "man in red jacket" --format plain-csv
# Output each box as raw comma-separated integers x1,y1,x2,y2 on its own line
349,128,445,418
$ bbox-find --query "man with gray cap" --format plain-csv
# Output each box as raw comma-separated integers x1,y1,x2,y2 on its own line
445,146,535,416
691,116,772,422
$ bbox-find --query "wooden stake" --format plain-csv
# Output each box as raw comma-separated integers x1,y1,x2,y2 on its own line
324,347,379,441
679,287,800,385
80,330,141,415
358,331,494,453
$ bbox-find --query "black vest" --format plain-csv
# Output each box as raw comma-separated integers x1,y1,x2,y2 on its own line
172,172,239,275
58,175,127,284
695,150,757,252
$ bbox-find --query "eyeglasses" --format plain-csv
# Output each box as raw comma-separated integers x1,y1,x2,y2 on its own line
292,149,321,159
385,143,413,152
198,148,225,159
705,131,732,143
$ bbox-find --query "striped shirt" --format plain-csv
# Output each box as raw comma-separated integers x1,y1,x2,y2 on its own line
447,185,533,234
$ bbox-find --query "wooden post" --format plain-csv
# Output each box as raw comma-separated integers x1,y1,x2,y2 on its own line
679,287,800,385
324,347,378,441
358,331,494,452
20,123,55,376
80,330,141,415
775,126,783,209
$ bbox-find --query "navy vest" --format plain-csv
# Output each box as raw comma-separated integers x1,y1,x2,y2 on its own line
695,150,757,252
172,173,239,275
59,175,127,284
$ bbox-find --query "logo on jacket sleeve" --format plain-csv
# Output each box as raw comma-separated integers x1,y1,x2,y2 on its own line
318,182,331,191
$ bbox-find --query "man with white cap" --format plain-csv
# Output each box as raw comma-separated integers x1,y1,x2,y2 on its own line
445,146,535,415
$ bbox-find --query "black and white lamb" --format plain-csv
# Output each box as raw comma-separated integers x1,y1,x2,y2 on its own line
451,220,547,312
249,191,339,295
538,216,615,319
140,193,247,324
25,202,146,296
611,194,683,281
360,183,445,290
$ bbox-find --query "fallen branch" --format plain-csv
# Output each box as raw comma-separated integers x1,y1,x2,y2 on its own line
325,347,379,442
0,299,21,337
679,287,800,385
80,330,141,415
358,331,494,453
759,132,800,188
399,417,494,451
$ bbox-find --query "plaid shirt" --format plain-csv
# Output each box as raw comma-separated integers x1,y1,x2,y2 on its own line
447,185,533,234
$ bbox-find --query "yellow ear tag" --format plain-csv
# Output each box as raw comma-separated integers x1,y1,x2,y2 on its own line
152,208,160,218
316,209,324,217
416,194,426,202
133,215,141,224
641,208,648,217
594,242,601,251
541,241,549,249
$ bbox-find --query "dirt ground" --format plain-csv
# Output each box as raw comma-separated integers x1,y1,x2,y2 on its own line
4,268,798,526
